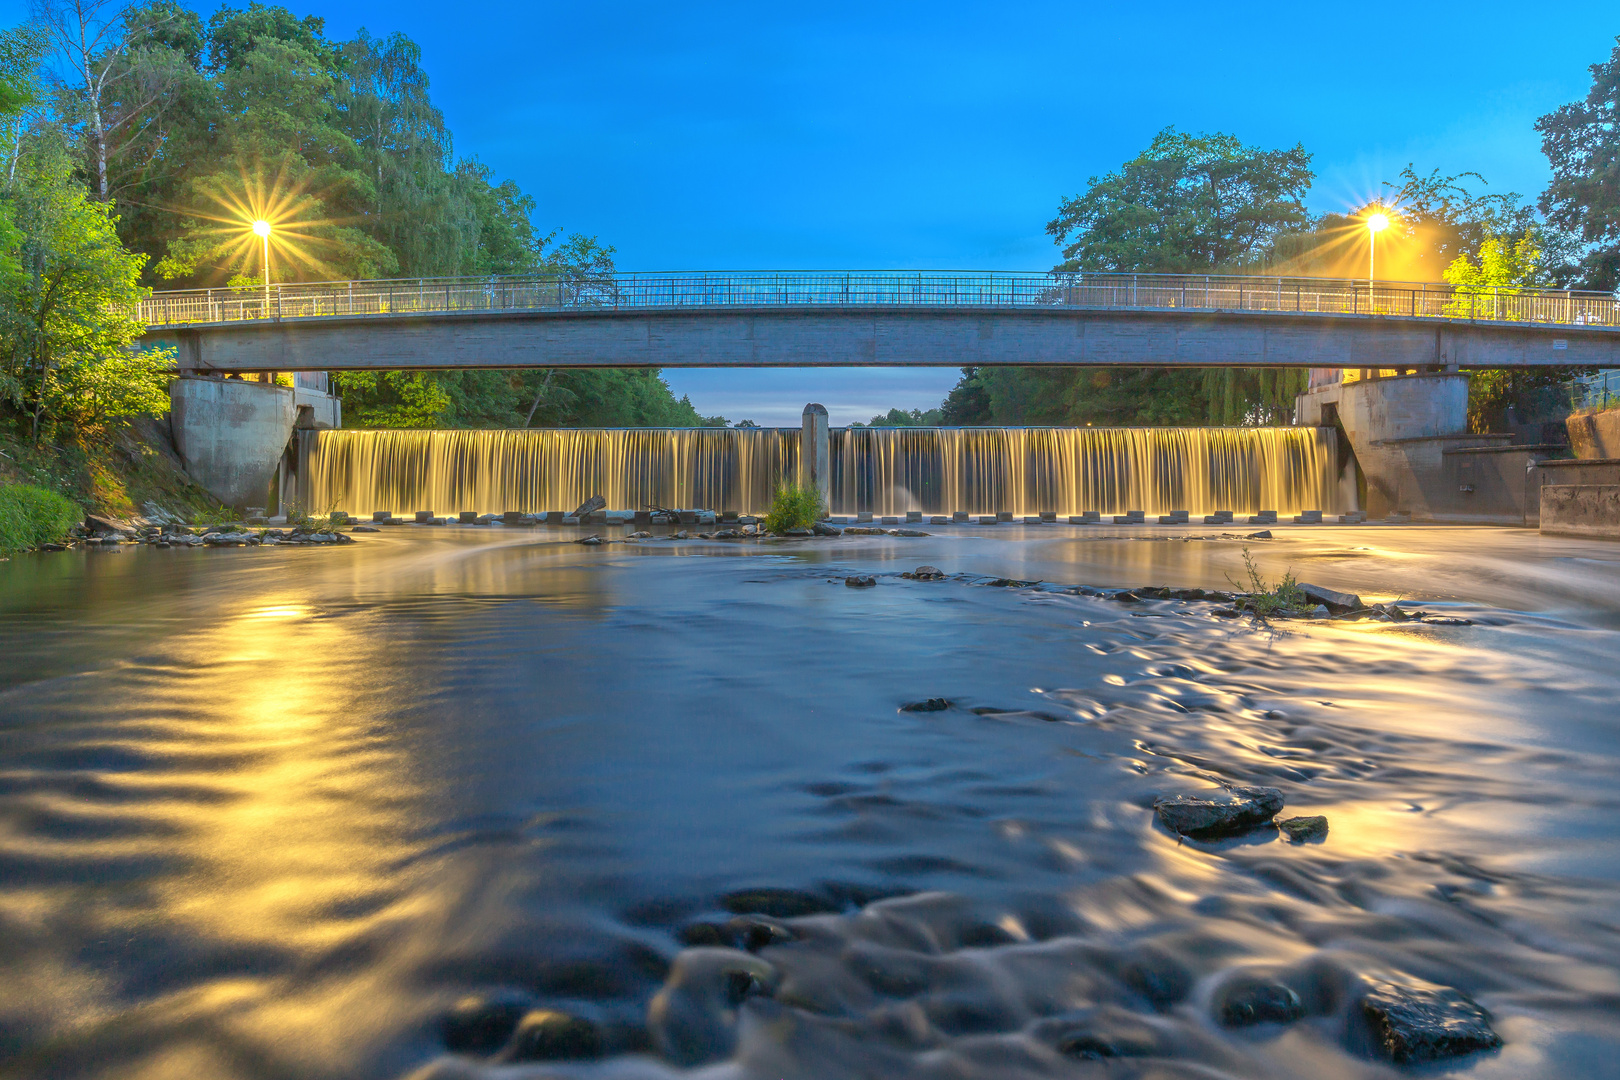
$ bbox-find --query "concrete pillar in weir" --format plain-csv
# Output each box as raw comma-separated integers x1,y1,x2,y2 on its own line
801,403,829,514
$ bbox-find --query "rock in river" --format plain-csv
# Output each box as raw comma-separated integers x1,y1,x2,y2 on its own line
1153,785,1284,838
1279,815,1329,842
900,698,950,712
500,1009,604,1061
1215,972,1305,1027
1299,582,1362,612
902,565,946,580
845,575,876,588
1359,982,1501,1064
440,989,536,1054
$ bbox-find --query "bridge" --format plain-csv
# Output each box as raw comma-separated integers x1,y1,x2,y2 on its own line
138,270,1620,373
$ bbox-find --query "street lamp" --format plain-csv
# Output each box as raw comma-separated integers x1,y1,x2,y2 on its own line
252,218,272,313
1366,210,1389,287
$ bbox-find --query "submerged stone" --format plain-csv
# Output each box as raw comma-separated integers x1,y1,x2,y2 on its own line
440,990,535,1054
845,575,877,588
1360,982,1501,1064
1214,973,1305,1027
1153,785,1285,838
1279,815,1329,842
501,1009,604,1061
902,565,946,580
900,698,950,712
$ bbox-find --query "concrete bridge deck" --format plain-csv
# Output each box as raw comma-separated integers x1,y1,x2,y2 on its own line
138,271,1620,372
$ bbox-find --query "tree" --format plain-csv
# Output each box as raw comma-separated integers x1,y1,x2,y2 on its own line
1046,127,1312,273
1537,36,1620,290
0,146,164,440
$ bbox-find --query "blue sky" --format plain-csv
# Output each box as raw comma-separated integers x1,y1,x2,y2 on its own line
8,1,1616,423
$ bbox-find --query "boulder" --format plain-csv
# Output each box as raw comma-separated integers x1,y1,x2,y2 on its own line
1359,982,1501,1064
902,565,946,580
900,698,950,712
845,575,876,588
576,535,602,546
1153,786,1284,838
811,522,842,536
1298,582,1362,612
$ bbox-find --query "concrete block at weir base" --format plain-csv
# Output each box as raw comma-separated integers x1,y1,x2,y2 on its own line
857,512,873,523
952,512,970,523
881,516,900,526
1541,484,1620,538
459,511,478,524
905,511,922,523
979,515,999,525
1070,511,1101,524
1339,511,1368,523
931,516,949,524
997,512,1013,522
415,510,435,523
1113,510,1146,524
373,510,392,523
1023,515,1041,524
1040,511,1056,523
1293,510,1324,524
1158,510,1190,524
1203,510,1235,524
1248,510,1279,525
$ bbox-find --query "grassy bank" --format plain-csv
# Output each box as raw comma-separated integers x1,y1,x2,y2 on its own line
0,483,81,554
0,418,227,530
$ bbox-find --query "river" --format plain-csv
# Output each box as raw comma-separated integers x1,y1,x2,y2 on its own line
1,524,1618,1079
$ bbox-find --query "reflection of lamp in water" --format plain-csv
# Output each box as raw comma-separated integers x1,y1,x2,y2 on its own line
1366,210,1389,286
252,218,273,312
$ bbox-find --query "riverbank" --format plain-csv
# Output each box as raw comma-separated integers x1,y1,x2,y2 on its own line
1,526,1617,1079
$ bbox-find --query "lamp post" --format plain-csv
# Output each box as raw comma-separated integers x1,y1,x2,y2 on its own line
252,218,272,315
1366,210,1389,289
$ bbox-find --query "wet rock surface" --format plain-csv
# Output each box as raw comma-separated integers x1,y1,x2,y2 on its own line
900,698,951,712
1359,982,1502,1064
1214,972,1306,1027
1279,815,1329,842
1153,785,1285,838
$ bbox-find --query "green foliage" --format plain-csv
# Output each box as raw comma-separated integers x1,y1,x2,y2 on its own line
936,366,1304,427
855,406,943,427
0,149,162,439
1231,547,1308,622
1537,36,1620,289
0,481,80,553
1046,127,1312,273
762,484,823,533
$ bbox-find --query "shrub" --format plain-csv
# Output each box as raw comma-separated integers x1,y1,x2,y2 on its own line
1230,546,1309,622
763,484,824,533
0,483,82,554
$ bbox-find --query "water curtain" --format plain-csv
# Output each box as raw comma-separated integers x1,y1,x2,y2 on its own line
306,427,1337,517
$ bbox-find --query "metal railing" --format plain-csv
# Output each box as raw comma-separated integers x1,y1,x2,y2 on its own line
136,270,1620,331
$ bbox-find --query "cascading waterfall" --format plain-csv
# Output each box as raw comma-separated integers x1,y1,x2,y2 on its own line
306,426,1339,517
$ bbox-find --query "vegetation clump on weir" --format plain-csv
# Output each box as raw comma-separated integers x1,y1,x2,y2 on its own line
762,485,825,534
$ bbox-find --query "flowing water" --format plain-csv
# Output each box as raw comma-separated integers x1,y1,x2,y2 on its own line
306,427,1340,518
1,523,1617,1080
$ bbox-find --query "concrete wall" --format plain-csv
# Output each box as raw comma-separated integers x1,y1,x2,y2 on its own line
1541,482,1620,539
170,376,296,511
1567,409,1620,459
148,306,1620,373
1538,458,1620,537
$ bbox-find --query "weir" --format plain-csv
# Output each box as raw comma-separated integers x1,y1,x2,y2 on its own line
302,424,1340,518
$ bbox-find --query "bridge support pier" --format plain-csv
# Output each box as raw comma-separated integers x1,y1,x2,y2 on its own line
801,403,829,513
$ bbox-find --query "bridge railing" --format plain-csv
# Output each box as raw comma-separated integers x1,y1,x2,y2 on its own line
136,271,1620,330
